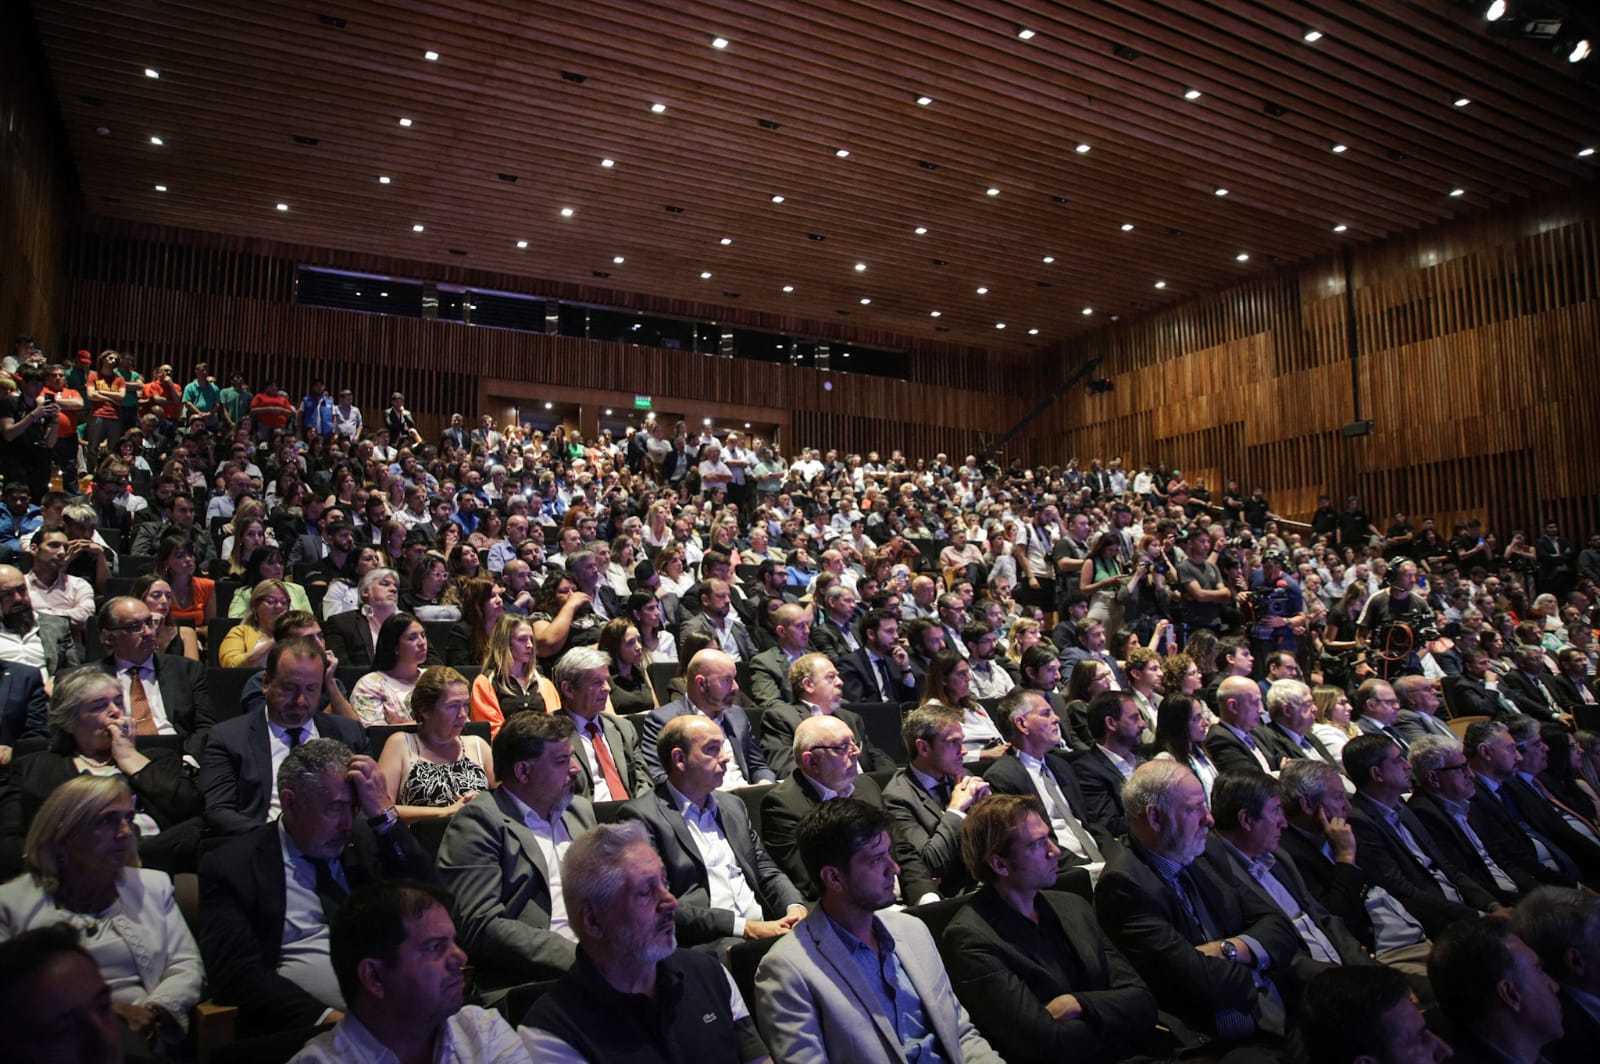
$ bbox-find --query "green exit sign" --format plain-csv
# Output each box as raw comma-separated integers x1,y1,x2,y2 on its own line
633,395,652,410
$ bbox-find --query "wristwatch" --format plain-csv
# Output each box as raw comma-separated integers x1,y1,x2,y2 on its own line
367,806,399,831
1219,938,1239,962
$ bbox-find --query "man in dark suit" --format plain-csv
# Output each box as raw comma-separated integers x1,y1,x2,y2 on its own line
639,648,774,786
884,705,991,904
1094,760,1302,1044
197,737,435,1036
1535,522,1574,598
808,583,860,660
1352,678,1413,754
986,689,1113,873
1058,619,1126,690
620,714,805,949
1461,718,1584,890
322,567,399,671
942,794,1161,1064
1342,733,1498,936
1499,643,1570,724
436,712,593,997
759,652,893,778
677,577,757,662
1446,647,1517,720
199,637,367,835
1550,648,1600,728
760,713,884,897
1255,678,1340,770
1472,716,1600,881
128,492,218,567
1069,690,1146,838
1406,734,1541,904
747,602,812,708
1428,919,1564,1064
94,595,213,753
1299,966,1452,1064
552,647,649,802
1392,675,1458,745
1201,770,1371,972
0,659,47,774
1510,885,1600,1064
836,607,920,704
1204,676,1276,774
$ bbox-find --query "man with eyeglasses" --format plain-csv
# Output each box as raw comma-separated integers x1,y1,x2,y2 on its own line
1405,734,1537,905
761,714,884,898
1354,678,1413,754
92,596,212,751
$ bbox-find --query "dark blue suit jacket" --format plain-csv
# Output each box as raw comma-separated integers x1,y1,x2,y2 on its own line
0,661,48,751
639,697,775,785
198,710,368,835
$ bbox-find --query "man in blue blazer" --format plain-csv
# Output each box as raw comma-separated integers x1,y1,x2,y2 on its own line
639,648,774,786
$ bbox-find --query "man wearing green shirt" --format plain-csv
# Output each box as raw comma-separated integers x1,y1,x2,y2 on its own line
218,370,252,428
182,362,222,430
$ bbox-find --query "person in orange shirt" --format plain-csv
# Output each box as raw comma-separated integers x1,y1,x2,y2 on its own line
40,362,84,492
141,364,183,429
83,349,126,459
248,379,295,442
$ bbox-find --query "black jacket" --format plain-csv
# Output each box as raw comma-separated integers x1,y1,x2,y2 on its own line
756,702,893,779
758,770,883,898
1346,791,1495,935
882,767,970,902
982,748,1115,860
198,710,368,835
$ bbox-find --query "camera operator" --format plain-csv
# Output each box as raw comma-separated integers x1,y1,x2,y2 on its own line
1246,550,1306,666
1356,560,1433,679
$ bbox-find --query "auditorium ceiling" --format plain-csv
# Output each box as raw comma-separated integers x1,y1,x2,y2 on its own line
30,0,1600,349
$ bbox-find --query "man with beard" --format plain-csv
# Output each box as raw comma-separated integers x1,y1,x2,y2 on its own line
290,882,528,1064
522,822,771,1062
0,563,76,683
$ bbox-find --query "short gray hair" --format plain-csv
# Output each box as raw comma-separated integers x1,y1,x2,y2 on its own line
552,646,610,690
47,667,122,749
1279,758,1342,807
1510,886,1600,981
61,503,96,527
1409,735,1463,776
562,821,652,920
1121,760,1193,823
277,738,354,794
1264,679,1312,720
358,567,398,595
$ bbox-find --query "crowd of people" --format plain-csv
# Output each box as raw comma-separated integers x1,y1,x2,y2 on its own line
2,334,1600,1064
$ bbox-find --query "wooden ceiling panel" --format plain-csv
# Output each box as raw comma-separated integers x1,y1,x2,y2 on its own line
31,0,1599,350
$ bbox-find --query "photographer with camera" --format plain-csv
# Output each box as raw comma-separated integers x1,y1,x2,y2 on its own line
0,365,61,499
1356,560,1433,679
1246,550,1307,665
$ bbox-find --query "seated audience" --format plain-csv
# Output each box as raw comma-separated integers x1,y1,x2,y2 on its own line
0,562,76,684
131,573,200,661
93,594,211,748
1070,690,1147,838
1257,678,1343,769
350,613,429,726
753,798,1000,1062
554,646,649,802
942,794,1160,1064
443,576,501,668
884,705,991,903
759,651,892,778
0,667,202,877
748,602,812,708
324,566,402,670
1311,683,1360,761
1466,718,1600,882
760,713,884,897
199,737,434,1036
521,821,770,1063
1406,735,1542,903
598,616,657,715
1204,675,1275,774
921,649,1007,765
218,578,292,668
620,714,805,949
640,648,774,786
1061,655,1116,751
1153,692,1220,798
436,712,593,997
27,527,96,638
1428,918,1564,1064
375,666,493,822
836,607,920,704
155,531,214,628
227,545,313,618
1297,965,1449,1064
1509,886,1600,1064
400,551,459,623
0,775,203,1057
469,614,553,738
0,923,128,1064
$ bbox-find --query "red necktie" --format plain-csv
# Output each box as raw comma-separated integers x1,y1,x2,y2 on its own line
587,721,628,799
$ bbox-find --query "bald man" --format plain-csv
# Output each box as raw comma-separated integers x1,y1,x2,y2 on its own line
1203,676,1275,775
640,649,775,787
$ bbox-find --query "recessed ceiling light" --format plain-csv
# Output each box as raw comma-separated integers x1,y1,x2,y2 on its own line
1075,143,1091,153
1579,147,1595,157
1028,328,1040,335
782,285,794,293
1333,224,1348,233
651,102,667,114
1081,307,1093,315
854,262,867,272
600,157,615,168
1331,143,1348,153
1214,187,1230,196
720,237,732,245
1154,280,1166,288
412,223,425,232
545,402,554,410
560,207,574,217
976,286,989,294
1572,39,1592,63
1487,0,1509,18
995,322,1006,329
930,310,941,317
1453,96,1471,107
771,194,785,203
986,187,1001,196
834,148,850,158
144,68,160,79
275,202,288,212
1303,28,1323,42
398,117,412,127
423,50,439,61
149,135,163,145
516,240,528,249
1450,187,1466,197
613,256,625,264
153,184,167,192
1016,28,1036,40
378,175,391,184
1121,223,1135,231
1183,88,1202,100
604,409,613,416
700,271,712,279
743,422,751,429
916,95,933,106
1236,252,1250,261
1042,256,1057,264
860,297,871,305
914,226,928,235
711,36,729,49
702,417,713,426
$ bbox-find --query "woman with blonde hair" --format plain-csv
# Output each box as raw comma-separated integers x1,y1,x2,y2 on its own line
217,579,291,668
0,774,203,1052
375,666,494,822
1311,684,1360,760
470,615,558,739
222,499,272,577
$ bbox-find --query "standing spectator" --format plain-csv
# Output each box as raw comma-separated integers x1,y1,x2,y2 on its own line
386,393,422,448
216,370,251,429
249,380,295,441
330,387,363,439
181,362,221,429
0,366,59,499
39,363,84,493
83,350,126,459
299,379,334,439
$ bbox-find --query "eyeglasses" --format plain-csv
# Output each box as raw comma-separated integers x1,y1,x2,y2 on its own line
812,739,860,755
108,617,160,632
1437,762,1472,774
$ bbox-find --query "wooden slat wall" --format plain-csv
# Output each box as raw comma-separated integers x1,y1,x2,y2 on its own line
0,2,80,353
58,220,1027,453
1022,186,1600,538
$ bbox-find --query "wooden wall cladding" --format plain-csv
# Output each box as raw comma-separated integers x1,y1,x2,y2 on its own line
58,220,1027,452
0,3,80,352
1022,187,1600,539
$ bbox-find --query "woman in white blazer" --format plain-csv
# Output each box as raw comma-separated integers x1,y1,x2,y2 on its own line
0,774,203,1054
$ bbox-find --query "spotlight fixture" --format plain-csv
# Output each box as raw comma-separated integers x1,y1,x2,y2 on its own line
782,285,794,293
930,311,941,317
1571,39,1591,62
149,135,164,145
378,175,391,184
914,226,928,235
1486,1,1508,20
916,95,933,106
613,256,625,264
600,158,615,168
711,36,729,49
1453,96,1471,107
834,148,850,158
1579,147,1596,157
985,187,1001,196
1214,187,1230,196
1183,88,1202,100
516,240,528,248
412,224,424,232
1331,143,1348,153
275,202,288,211
398,117,412,127
771,194,785,203
423,50,439,61
650,102,667,114
700,271,712,279
1333,224,1348,233
1081,307,1093,315
1016,28,1036,40
995,322,1006,329
144,67,160,78
1303,28,1323,42
1075,143,1091,153
1450,187,1466,197
1236,252,1250,261
1154,280,1166,288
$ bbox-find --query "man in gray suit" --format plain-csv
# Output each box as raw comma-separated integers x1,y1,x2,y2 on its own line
678,577,757,662
620,714,805,950
755,798,1002,1063
553,647,649,802
436,712,594,998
